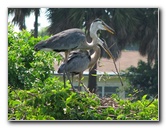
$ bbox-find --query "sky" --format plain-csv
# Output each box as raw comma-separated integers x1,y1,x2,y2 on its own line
8,8,50,32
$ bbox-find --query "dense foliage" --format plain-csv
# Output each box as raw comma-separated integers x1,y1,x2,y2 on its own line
8,24,158,120
8,85,158,120
8,24,62,89
124,60,158,100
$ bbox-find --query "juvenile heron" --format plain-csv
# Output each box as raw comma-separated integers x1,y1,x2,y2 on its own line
57,44,101,91
57,38,110,91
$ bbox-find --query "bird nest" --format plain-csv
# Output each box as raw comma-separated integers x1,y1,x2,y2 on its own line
99,97,119,109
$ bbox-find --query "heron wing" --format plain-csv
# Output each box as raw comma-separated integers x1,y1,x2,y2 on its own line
58,51,90,73
57,63,65,73
45,28,86,52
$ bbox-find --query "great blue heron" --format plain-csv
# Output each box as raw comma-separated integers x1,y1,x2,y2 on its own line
34,18,115,62
57,44,101,91
34,18,115,89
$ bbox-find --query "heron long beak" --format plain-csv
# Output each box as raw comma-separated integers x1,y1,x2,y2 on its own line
101,45,114,59
99,39,114,59
103,22,115,35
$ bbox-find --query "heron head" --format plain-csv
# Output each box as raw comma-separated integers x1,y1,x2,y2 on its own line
90,18,115,35
34,41,45,51
34,40,53,51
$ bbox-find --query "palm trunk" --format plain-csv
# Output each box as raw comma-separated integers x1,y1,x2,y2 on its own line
88,64,97,93
34,9,39,38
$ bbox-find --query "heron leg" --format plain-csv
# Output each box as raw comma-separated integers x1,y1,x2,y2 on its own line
64,51,69,62
78,73,83,91
63,72,66,88
63,51,69,88
66,72,75,92
71,73,74,85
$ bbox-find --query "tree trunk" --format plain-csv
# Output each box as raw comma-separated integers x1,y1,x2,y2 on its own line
34,9,39,38
88,63,97,93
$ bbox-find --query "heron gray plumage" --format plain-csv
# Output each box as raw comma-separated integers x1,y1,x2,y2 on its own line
57,45,101,91
34,18,115,62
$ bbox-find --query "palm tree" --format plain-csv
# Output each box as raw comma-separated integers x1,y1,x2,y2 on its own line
135,8,158,63
8,8,32,30
46,8,85,34
45,8,158,93
8,8,40,38
111,8,158,63
34,8,40,38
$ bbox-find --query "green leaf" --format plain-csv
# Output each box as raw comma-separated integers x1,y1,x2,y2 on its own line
11,100,21,107
117,114,126,120
142,95,147,101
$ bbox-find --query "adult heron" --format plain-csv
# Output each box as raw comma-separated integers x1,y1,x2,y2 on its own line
34,18,115,61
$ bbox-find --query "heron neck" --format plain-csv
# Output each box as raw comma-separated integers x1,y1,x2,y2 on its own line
85,30,100,49
84,37,98,49
90,28,98,40
88,45,101,69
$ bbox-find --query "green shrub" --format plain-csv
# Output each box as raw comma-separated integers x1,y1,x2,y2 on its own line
8,84,158,120
8,77,66,120
111,94,158,120
8,24,62,89
124,60,158,99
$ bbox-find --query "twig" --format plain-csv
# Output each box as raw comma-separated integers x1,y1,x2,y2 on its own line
108,42,116,50
97,106,111,109
103,40,124,86
112,57,124,86
146,94,158,107
97,106,119,109
81,82,91,94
